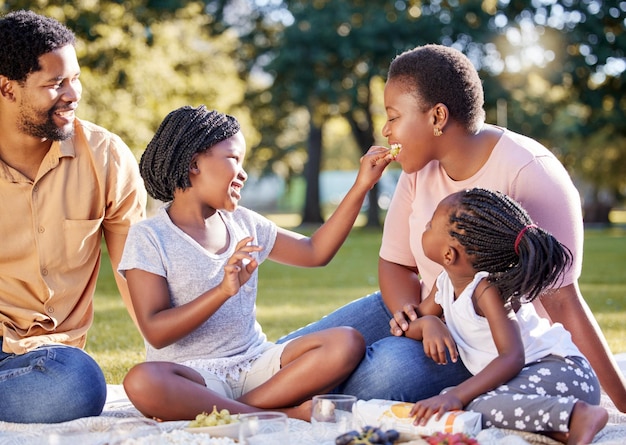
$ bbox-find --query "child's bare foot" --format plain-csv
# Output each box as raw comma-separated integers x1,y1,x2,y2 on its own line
278,400,313,421
567,401,608,445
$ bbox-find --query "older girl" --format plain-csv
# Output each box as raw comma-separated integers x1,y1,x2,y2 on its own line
119,105,391,421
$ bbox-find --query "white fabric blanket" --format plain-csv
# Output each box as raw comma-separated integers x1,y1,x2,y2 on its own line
1,354,626,445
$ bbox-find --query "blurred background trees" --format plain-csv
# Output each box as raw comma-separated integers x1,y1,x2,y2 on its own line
2,0,624,225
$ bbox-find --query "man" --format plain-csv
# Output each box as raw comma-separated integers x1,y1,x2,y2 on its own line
0,10,146,423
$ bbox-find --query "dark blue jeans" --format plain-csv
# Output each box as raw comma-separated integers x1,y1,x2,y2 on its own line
0,344,106,423
278,291,472,401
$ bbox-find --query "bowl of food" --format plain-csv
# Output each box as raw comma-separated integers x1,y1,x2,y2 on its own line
185,406,240,439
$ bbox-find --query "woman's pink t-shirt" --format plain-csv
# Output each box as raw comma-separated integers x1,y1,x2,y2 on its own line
380,128,583,297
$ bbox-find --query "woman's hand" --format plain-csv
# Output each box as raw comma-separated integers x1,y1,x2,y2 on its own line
389,303,420,336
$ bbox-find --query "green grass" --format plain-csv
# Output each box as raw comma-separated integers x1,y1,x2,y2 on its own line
577,227,626,353
86,226,626,384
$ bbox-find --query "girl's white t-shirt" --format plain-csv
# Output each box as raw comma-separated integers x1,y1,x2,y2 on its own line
435,271,582,375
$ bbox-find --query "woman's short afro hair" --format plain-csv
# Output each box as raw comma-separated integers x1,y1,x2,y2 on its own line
388,44,485,134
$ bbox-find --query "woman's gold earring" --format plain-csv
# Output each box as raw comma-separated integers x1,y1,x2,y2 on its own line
433,127,443,137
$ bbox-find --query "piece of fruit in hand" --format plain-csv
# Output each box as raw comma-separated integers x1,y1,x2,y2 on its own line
389,143,402,158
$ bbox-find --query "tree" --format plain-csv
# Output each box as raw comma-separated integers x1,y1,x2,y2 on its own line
9,0,623,223
488,0,626,222
254,0,502,225
2,0,248,155
239,0,625,224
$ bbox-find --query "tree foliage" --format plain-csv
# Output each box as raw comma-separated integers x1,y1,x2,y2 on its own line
243,0,506,224
488,0,626,220
4,0,624,224
1,0,248,155
238,0,626,223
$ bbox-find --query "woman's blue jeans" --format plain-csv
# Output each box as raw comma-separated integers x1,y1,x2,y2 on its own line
277,291,472,401
0,344,107,423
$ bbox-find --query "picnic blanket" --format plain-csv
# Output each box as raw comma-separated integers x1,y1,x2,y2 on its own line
1,354,626,444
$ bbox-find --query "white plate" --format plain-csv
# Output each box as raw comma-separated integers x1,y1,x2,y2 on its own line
184,421,240,439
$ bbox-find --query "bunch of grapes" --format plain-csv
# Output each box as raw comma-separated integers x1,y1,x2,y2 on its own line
335,425,400,445
425,432,479,445
188,406,238,428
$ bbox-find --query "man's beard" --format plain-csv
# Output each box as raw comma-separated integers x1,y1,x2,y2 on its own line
18,106,74,141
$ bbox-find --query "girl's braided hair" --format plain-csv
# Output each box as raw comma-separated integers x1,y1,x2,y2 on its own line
140,105,240,202
448,188,572,306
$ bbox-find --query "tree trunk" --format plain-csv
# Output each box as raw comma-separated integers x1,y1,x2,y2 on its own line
346,112,381,228
583,188,612,225
301,120,324,224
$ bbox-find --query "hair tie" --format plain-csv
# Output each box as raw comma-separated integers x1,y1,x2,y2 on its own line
514,224,537,255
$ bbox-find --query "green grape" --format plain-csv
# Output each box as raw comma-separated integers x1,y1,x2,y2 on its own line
188,406,239,428
389,144,402,158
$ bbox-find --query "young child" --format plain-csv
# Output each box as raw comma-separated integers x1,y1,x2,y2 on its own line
118,105,392,421
399,188,608,445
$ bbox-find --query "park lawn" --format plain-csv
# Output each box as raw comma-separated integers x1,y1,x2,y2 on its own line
86,226,626,384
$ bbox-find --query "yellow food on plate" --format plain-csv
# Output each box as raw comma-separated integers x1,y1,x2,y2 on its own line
390,402,414,418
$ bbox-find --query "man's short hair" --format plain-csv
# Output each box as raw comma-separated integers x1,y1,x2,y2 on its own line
0,10,76,82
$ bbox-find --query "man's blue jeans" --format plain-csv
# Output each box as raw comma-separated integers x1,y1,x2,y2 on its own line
0,344,106,423
277,291,472,401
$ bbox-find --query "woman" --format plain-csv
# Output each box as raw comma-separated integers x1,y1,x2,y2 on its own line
279,44,626,413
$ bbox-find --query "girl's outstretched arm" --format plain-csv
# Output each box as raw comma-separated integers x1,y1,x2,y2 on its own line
269,146,391,267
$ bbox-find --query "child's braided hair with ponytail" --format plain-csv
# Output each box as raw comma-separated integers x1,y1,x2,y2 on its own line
447,188,572,307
